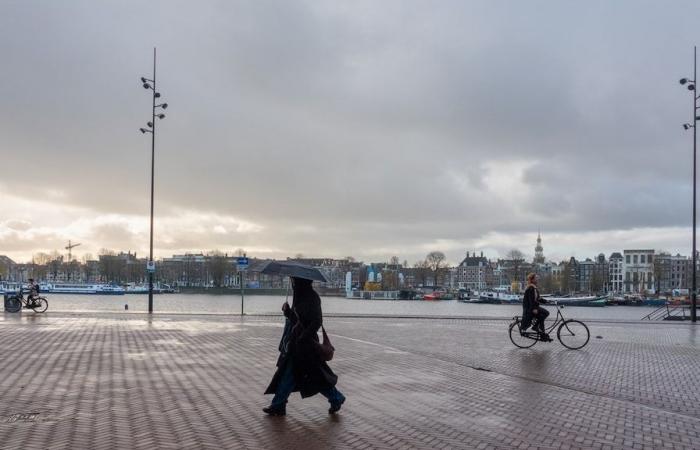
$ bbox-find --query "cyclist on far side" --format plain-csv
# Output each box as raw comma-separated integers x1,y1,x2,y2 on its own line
522,273,552,342
26,278,39,307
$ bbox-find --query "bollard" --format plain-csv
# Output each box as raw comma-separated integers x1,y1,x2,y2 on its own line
125,304,128,310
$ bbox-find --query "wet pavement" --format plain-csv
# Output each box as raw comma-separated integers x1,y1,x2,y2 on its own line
0,312,699,449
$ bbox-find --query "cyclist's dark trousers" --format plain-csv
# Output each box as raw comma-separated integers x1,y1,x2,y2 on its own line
533,307,550,332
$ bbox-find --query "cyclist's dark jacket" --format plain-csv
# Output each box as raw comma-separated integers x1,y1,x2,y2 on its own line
521,284,543,329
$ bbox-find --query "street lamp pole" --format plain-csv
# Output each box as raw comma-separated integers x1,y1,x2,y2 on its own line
139,47,168,314
680,46,698,322
149,48,156,314
694,46,697,323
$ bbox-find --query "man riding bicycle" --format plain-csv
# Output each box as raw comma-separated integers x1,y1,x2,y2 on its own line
26,278,40,307
522,273,552,342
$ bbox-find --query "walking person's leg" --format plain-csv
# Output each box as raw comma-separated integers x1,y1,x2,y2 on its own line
264,361,295,415
320,386,346,414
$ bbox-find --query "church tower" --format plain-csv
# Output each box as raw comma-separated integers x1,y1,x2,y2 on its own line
534,231,545,264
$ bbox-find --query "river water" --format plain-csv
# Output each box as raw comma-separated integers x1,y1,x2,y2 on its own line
31,293,662,321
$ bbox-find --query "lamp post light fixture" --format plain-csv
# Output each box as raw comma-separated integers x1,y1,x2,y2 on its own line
139,47,168,314
680,46,699,323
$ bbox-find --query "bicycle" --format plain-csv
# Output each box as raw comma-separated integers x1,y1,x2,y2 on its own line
508,302,590,350
5,293,49,314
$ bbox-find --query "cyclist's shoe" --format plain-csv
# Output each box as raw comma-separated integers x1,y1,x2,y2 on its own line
539,333,553,342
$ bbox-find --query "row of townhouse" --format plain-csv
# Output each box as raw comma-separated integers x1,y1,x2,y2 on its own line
3,247,698,296
443,249,697,295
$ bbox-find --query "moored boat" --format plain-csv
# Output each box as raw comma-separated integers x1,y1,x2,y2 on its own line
45,283,126,295
474,290,521,304
546,295,606,307
125,284,163,294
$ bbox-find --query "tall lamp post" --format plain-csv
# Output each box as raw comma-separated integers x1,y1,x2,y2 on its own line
680,45,698,323
139,47,168,314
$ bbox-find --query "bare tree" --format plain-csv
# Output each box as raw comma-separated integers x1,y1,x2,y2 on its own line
48,251,63,281
389,256,400,289
98,249,125,283
590,269,604,294
207,250,230,287
413,260,430,286
32,252,51,281
505,249,525,285
653,251,670,294
33,252,52,266
426,251,447,286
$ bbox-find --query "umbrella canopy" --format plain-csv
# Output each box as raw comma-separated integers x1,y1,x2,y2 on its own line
256,260,328,282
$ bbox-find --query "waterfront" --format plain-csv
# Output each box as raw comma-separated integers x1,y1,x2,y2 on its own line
1,312,698,449
34,293,663,321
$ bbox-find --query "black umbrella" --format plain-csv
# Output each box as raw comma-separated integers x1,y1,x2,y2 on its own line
256,260,328,282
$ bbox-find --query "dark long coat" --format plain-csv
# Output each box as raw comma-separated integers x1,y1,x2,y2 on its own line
264,286,338,398
521,284,541,329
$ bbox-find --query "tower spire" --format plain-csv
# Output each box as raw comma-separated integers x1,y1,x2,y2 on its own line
534,230,544,264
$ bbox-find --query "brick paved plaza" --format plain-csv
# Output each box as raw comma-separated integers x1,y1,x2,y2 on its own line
1,312,699,449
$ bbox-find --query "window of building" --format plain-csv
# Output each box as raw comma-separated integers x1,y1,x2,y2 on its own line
633,255,638,264
640,255,645,264
648,255,653,264
626,255,630,264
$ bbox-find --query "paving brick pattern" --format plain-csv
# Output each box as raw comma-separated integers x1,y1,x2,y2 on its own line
0,312,699,449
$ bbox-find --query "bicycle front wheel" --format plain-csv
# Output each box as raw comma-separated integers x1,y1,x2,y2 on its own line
557,320,590,350
509,320,537,348
5,296,22,313
31,298,48,313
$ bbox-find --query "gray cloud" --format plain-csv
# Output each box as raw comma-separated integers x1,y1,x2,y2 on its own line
1,0,699,263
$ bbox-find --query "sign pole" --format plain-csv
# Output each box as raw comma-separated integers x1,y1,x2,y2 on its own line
236,254,248,316
241,269,245,316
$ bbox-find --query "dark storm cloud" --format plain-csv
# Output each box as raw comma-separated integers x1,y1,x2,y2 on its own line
1,0,699,262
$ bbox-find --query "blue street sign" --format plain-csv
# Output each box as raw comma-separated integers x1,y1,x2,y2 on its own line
237,257,249,265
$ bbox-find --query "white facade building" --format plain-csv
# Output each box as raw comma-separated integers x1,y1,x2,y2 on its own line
623,249,655,294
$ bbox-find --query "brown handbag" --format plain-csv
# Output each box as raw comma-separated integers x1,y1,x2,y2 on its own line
317,326,335,361
292,308,335,361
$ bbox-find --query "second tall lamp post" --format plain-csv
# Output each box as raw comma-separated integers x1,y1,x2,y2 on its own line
139,47,168,314
680,45,698,323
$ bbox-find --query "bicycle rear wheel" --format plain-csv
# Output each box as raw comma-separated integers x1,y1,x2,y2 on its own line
31,298,48,313
509,320,537,348
5,296,21,313
557,320,590,350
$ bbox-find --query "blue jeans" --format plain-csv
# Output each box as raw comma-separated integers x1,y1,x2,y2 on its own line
271,360,345,408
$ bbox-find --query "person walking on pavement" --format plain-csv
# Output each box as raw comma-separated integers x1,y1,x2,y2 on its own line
263,277,346,416
522,273,552,341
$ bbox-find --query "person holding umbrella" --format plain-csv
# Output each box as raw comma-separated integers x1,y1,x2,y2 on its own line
263,276,346,416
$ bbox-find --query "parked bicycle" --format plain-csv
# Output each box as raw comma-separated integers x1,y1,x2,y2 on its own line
5,292,49,314
509,302,589,349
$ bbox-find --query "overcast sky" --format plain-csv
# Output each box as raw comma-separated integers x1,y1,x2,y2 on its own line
1,0,699,265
